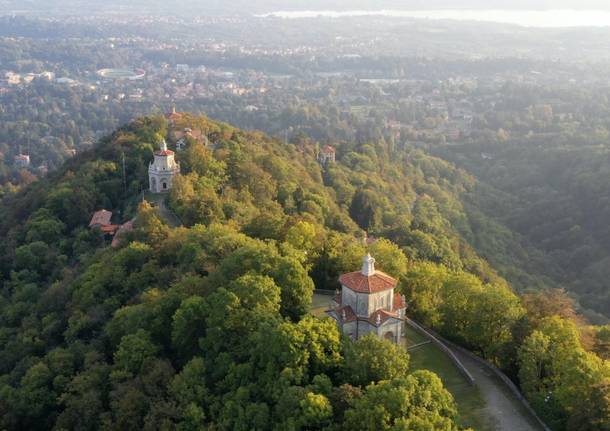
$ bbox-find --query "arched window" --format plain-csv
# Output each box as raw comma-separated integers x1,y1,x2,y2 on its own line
162,181,168,190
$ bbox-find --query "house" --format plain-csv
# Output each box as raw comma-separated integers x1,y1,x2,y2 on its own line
149,139,180,193
326,254,406,343
89,209,113,229
318,145,336,165
14,154,31,168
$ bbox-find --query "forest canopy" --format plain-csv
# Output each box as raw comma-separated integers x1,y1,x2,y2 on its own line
0,114,607,430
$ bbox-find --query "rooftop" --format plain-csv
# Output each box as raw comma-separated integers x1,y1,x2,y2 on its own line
339,254,397,293
155,150,175,156
89,209,113,228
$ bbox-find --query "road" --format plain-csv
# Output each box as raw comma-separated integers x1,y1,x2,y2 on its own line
145,192,182,227
450,348,546,431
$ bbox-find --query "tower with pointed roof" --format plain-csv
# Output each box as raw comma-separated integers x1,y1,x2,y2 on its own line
326,254,406,343
149,139,180,193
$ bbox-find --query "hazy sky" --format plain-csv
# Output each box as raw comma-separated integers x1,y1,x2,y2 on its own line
7,0,610,17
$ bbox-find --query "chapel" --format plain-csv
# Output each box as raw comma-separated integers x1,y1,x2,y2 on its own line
327,254,406,343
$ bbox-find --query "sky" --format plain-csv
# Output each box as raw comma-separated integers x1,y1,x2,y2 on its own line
6,0,610,17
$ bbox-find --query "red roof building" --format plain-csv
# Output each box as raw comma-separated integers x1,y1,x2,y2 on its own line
165,106,183,123
327,254,406,343
317,145,336,165
339,269,397,294
89,210,113,228
14,154,31,168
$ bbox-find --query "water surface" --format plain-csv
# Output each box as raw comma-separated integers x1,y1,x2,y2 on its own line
258,9,610,28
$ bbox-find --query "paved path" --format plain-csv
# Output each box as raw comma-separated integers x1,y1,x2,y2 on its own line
450,348,545,431
145,193,182,227
311,290,548,430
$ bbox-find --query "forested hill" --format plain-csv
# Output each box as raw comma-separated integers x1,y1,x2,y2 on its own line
0,114,608,430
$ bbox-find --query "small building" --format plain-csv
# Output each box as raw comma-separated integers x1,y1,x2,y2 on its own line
14,154,31,168
89,209,113,229
327,254,406,344
318,145,336,165
165,106,183,125
149,139,180,193
37,163,49,176
170,127,205,151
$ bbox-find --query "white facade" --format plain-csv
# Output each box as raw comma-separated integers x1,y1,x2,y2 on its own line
149,140,180,193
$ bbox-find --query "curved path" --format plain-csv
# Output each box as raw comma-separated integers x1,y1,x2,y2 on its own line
450,347,545,431
310,293,547,431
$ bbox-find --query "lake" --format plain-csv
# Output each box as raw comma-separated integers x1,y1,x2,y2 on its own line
257,9,610,28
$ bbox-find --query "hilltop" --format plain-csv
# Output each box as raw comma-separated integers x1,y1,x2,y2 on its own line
0,114,607,430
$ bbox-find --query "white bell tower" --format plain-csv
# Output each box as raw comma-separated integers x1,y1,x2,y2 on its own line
148,139,180,193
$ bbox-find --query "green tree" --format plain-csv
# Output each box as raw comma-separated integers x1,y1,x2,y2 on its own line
343,371,458,431
342,334,410,387
114,329,160,375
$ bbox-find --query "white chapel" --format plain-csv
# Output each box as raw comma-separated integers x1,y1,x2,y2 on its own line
327,254,406,343
149,139,180,193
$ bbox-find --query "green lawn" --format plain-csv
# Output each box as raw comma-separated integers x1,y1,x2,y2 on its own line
404,326,494,431
311,293,333,318
311,293,493,430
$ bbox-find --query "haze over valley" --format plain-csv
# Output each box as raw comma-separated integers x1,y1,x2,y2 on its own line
0,2,609,431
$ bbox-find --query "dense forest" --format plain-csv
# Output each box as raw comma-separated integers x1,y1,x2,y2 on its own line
0,114,608,430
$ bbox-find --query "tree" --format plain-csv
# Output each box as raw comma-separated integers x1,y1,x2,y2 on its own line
343,371,459,431
170,357,210,429
594,325,610,360
521,289,578,326
350,189,384,231
567,379,610,431
342,334,409,387
172,296,208,361
272,387,333,430
114,329,160,375
518,316,610,429
368,238,408,278
401,262,449,327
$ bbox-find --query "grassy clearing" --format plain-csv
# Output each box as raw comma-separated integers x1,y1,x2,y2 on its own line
404,326,495,431
311,292,333,318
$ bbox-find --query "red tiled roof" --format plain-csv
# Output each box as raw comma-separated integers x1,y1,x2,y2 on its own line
328,305,357,323
320,145,335,154
339,270,397,293
165,111,183,121
100,225,120,234
89,210,112,227
327,306,403,326
155,150,175,156
368,309,397,326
